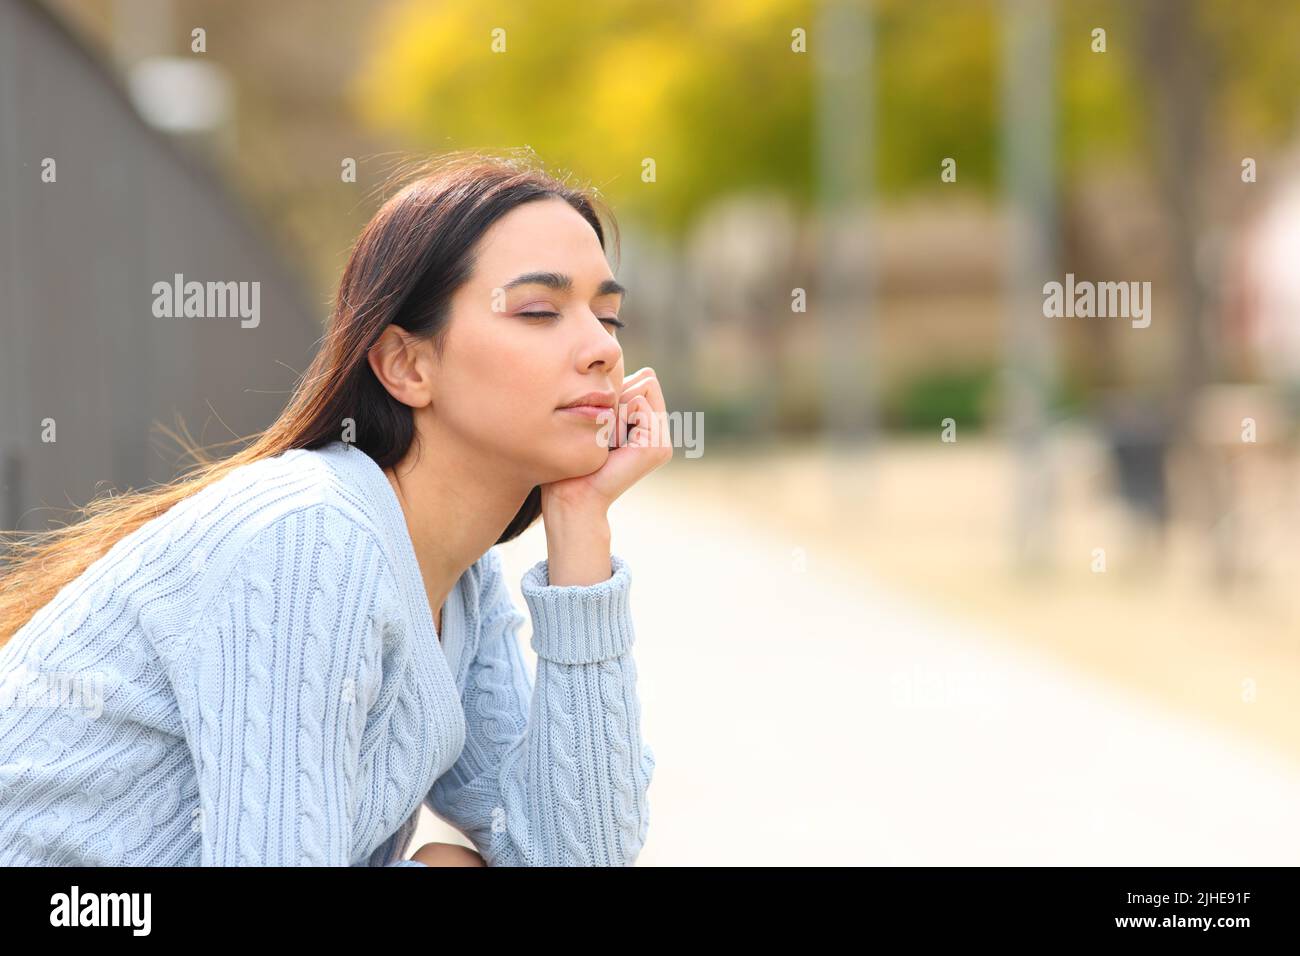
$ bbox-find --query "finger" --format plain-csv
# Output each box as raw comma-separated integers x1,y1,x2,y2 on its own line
619,371,665,415
624,377,665,418
607,403,640,450
643,374,666,415
618,375,652,405
595,408,618,449
628,397,670,449
625,394,655,431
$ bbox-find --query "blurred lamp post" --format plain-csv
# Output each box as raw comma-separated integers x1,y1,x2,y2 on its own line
1001,0,1059,574
815,0,874,504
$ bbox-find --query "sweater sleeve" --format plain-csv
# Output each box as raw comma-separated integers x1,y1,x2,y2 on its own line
424,548,655,866
182,504,395,866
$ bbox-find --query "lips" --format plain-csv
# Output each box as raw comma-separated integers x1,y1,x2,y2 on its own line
558,404,612,420
558,391,616,410
558,391,616,423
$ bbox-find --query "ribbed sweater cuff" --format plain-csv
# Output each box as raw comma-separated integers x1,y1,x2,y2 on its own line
521,553,634,664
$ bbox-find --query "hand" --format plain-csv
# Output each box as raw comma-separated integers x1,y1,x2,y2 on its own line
409,841,487,867
540,366,674,517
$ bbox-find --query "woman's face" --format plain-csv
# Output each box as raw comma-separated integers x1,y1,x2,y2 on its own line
425,197,627,484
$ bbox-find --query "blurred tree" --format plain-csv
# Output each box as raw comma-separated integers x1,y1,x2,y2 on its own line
352,0,817,238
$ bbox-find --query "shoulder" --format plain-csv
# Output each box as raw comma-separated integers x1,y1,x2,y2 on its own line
185,501,389,637
24,448,385,655
152,446,329,550
164,442,392,566
173,447,400,637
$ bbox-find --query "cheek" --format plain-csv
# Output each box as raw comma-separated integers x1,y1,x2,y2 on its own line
444,330,556,426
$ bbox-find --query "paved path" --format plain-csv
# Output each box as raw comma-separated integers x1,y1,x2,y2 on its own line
414,483,1300,865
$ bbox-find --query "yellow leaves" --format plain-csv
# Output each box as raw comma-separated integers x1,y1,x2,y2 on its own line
351,2,496,134
350,0,724,230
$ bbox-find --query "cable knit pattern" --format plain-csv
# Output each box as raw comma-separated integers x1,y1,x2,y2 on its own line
0,439,654,866
422,546,654,866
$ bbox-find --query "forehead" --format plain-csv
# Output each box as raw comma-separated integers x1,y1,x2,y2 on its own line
472,199,608,279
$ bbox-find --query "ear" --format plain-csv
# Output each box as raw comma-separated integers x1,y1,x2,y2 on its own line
367,325,434,408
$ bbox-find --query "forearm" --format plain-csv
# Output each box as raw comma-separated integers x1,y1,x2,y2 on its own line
542,506,611,586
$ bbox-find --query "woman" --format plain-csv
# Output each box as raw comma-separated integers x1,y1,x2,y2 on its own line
0,150,669,866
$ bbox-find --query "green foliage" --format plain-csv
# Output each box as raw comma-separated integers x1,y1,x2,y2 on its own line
881,363,1088,433
882,365,999,431
874,0,998,194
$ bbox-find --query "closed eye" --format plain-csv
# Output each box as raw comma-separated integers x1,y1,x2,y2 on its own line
519,311,625,330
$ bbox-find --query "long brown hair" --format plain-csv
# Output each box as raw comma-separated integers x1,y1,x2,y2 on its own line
0,148,620,646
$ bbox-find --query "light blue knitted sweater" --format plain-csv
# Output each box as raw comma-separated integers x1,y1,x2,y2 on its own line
0,440,654,866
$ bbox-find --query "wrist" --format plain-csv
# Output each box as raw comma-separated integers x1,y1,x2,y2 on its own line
542,512,612,586
541,493,610,534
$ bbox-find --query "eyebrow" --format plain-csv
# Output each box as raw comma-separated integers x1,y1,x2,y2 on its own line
502,271,627,300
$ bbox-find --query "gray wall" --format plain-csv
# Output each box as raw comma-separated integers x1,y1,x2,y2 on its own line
0,0,321,532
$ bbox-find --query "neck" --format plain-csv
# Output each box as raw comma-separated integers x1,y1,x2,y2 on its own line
381,423,534,635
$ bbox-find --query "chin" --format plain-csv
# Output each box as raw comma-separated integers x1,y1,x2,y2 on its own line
551,442,609,479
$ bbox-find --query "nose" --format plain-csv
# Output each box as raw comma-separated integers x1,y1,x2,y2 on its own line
576,308,623,372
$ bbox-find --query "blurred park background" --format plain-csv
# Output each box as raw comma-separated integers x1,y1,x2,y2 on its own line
3,0,1300,863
